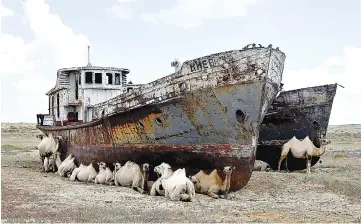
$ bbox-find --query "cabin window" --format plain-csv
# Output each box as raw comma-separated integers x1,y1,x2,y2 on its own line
75,75,79,100
78,74,81,84
115,73,120,85
51,96,54,116
121,72,127,86
85,72,93,83
106,73,113,84
57,93,60,118
95,73,102,84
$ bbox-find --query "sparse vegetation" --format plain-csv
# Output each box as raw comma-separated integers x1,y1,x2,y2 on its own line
333,153,349,158
1,144,21,149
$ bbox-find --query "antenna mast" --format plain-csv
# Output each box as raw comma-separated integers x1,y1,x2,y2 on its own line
87,45,92,67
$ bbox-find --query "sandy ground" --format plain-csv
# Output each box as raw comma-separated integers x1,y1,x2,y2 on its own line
1,123,361,223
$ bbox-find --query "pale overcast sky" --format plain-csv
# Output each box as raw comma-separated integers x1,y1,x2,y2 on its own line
1,0,360,124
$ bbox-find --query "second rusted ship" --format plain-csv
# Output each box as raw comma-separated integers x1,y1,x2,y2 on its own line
36,44,286,191
257,83,339,171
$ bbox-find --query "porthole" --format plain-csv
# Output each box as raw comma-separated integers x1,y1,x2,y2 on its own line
155,117,163,125
236,110,246,122
313,121,320,127
138,121,144,129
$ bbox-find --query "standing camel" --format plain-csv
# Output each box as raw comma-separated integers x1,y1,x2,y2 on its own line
278,136,330,173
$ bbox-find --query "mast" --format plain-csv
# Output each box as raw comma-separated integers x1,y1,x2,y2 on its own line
87,45,92,67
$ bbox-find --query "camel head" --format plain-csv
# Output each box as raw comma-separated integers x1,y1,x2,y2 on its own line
223,166,235,174
142,163,150,172
113,162,122,172
320,139,331,146
188,175,201,191
154,162,171,177
189,175,199,184
98,162,107,170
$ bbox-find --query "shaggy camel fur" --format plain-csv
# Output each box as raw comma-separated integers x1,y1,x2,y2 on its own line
150,162,174,196
253,160,271,172
114,161,149,194
69,163,97,182
278,136,331,173
36,133,60,172
162,168,195,202
95,162,114,185
189,166,235,199
55,153,77,177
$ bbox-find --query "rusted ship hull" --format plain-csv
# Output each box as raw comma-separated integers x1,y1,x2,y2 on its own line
256,84,338,171
37,44,286,191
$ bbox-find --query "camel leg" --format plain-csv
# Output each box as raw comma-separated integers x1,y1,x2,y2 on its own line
69,168,80,181
114,177,119,186
40,156,45,172
306,155,312,174
278,157,285,172
169,186,182,201
132,180,145,194
278,145,290,171
207,187,220,199
285,156,289,172
150,181,158,196
179,193,191,202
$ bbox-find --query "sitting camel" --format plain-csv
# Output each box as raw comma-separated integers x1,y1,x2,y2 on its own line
69,162,97,182
189,166,235,199
95,162,114,185
253,160,271,172
278,136,331,174
150,162,174,196
114,161,149,194
162,168,195,202
55,153,77,177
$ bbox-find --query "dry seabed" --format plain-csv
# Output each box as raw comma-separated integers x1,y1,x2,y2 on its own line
1,148,361,223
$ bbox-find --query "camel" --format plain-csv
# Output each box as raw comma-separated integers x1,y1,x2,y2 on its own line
278,136,331,174
36,133,60,172
150,162,174,196
95,162,114,185
253,160,271,172
54,153,77,177
69,162,97,182
189,166,235,199
114,161,149,194
162,168,195,202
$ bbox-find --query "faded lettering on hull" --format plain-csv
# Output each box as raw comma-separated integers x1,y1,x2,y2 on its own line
189,58,216,72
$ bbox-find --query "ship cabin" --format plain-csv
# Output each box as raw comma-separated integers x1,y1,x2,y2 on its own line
36,65,135,126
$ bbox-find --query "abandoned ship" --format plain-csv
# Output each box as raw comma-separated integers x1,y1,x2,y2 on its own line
256,83,338,171
36,43,286,191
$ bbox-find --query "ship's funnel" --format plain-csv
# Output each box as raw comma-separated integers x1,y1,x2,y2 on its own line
171,58,182,73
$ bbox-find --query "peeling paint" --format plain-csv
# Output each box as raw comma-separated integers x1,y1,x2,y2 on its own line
257,83,338,171
37,44,286,191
